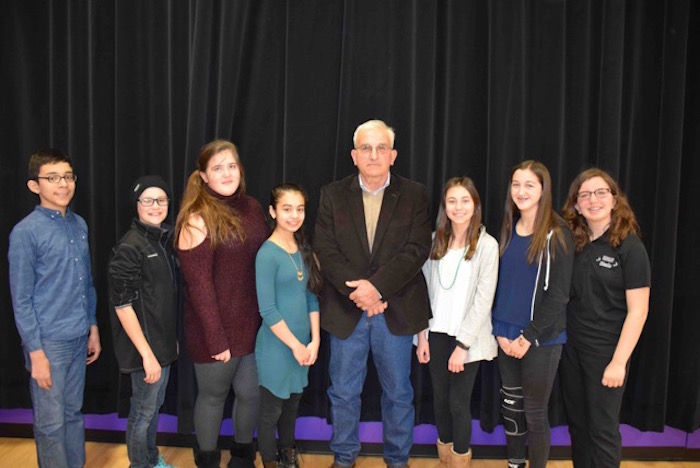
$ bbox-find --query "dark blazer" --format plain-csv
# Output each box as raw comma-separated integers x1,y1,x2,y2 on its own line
313,173,431,339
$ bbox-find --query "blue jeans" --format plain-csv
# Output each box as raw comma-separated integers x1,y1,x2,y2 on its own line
28,334,88,468
328,312,414,466
126,365,171,468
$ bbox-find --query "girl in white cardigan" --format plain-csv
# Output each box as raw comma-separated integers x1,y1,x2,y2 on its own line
416,177,499,468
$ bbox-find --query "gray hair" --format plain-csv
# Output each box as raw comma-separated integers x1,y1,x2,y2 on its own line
353,119,396,147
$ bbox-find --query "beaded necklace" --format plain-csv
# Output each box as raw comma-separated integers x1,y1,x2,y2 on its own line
437,245,468,290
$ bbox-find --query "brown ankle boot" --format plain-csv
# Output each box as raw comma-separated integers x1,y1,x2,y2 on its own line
435,439,452,467
449,447,472,468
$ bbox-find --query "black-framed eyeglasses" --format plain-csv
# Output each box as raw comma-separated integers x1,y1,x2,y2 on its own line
36,174,78,184
577,187,612,201
138,198,170,207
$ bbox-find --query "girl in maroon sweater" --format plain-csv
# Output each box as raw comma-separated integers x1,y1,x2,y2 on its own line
176,140,268,468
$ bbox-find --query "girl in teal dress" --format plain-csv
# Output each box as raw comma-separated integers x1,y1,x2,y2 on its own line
255,183,322,468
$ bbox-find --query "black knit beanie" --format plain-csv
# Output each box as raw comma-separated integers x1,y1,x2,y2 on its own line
131,175,172,206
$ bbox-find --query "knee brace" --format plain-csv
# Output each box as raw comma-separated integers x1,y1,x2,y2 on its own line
501,386,527,436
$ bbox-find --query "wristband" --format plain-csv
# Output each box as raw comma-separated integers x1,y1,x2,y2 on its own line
455,340,470,351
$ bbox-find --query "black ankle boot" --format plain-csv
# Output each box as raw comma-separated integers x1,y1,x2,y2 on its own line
228,441,256,468
278,445,299,467
193,440,221,468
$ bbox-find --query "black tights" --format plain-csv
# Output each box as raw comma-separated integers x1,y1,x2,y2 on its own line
257,386,302,462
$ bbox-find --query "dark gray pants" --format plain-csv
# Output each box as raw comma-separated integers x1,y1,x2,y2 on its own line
193,353,260,451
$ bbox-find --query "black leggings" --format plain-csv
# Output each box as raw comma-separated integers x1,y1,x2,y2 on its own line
257,386,303,462
427,332,480,454
497,344,562,468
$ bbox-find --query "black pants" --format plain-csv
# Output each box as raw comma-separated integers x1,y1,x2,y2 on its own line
427,332,480,454
258,385,302,462
560,343,627,468
497,344,562,468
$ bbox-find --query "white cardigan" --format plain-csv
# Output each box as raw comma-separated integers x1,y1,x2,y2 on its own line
419,227,499,363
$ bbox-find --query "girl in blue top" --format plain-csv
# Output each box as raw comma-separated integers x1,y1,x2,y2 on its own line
491,160,574,468
255,183,322,468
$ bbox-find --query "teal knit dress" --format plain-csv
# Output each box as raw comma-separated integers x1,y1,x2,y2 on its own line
254,240,319,398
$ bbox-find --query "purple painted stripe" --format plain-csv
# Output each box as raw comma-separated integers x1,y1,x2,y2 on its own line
619,424,688,447
0,409,696,448
689,429,700,449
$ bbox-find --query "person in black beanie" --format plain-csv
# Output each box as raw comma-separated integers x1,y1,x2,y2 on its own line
108,175,178,468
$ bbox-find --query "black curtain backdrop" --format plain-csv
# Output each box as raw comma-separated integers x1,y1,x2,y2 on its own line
1,0,699,434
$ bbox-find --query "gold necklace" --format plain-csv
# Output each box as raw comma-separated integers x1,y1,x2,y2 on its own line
286,250,304,281
271,234,304,281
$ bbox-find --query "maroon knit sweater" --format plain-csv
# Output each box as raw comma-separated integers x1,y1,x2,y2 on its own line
178,194,268,363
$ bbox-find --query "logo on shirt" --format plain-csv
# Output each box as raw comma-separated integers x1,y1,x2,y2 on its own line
596,255,618,269
147,253,159,258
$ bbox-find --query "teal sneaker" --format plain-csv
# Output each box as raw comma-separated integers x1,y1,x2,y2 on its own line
153,455,175,468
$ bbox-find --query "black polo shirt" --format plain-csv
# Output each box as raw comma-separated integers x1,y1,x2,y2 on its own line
566,232,650,356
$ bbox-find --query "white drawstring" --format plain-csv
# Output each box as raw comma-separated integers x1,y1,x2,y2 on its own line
544,231,553,291
529,230,554,320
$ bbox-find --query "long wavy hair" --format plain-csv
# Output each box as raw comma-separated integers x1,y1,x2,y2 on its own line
175,139,246,249
499,160,567,263
430,177,482,261
269,183,323,295
562,167,640,252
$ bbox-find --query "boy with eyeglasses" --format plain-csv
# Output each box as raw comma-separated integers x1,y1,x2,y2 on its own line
8,149,101,467
108,175,178,468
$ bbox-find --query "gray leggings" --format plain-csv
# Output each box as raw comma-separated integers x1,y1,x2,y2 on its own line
193,353,260,451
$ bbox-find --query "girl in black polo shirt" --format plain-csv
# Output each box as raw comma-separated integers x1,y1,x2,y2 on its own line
561,168,650,467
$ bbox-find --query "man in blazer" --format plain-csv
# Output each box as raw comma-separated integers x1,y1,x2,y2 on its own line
314,120,431,468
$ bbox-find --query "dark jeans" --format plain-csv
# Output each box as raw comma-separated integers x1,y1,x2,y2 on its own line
257,386,303,462
428,332,480,454
193,353,260,451
497,344,562,468
560,343,627,468
126,365,170,468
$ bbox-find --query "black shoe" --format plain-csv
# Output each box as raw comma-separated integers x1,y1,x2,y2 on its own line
193,440,221,468
228,441,256,468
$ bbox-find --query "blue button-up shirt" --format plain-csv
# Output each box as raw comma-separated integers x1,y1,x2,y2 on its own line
8,206,97,352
